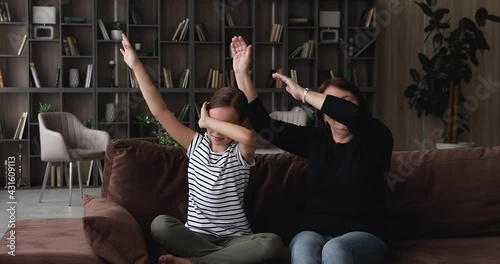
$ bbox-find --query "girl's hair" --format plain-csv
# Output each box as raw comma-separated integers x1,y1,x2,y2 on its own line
316,78,370,130
208,87,248,122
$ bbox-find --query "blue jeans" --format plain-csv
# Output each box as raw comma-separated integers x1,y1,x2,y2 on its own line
290,231,387,264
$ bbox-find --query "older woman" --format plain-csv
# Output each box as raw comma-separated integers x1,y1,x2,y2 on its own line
231,36,393,264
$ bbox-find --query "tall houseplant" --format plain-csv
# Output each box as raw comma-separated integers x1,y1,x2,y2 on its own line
404,0,500,144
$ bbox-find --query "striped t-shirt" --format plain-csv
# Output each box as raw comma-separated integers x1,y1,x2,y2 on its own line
185,132,255,237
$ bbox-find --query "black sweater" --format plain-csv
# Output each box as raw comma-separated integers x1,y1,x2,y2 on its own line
248,96,394,239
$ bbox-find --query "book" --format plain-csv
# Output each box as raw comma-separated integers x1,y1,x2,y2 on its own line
55,68,61,87
84,64,93,88
205,68,214,88
129,6,142,25
172,20,184,41
289,45,303,58
98,19,110,40
0,119,6,139
4,2,10,22
17,34,27,55
29,62,41,88
50,165,56,187
13,112,28,140
66,36,80,56
225,11,235,26
0,67,4,87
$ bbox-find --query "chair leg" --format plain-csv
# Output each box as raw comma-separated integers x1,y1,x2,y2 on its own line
96,160,104,185
86,160,94,186
39,162,52,203
77,161,83,198
69,162,73,206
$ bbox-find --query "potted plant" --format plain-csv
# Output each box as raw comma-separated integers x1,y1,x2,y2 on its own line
134,113,156,137
404,0,500,148
153,121,179,146
110,21,123,40
39,102,53,113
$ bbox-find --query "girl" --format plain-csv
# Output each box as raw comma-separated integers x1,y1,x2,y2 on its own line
120,34,282,264
231,36,392,264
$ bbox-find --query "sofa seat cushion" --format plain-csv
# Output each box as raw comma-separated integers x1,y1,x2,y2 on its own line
389,236,500,263
0,218,105,264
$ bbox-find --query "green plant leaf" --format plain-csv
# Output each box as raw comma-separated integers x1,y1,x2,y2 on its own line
405,84,419,97
487,14,500,22
448,28,464,43
424,24,434,32
462,63,472,83
415,2,434,17
477,37,490,51
438,22,450,29
467,48,478,66
434,8,449,15
459,18,477,32
409,69,421,82
418,53,432,73
426,0,437,7
409,96,418,108
475,8,488,26
433,34,443,51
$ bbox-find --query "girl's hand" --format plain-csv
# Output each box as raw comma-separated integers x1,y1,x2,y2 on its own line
272,72,306,101
198,101,210,129
119,33,140,70
231,36,252,75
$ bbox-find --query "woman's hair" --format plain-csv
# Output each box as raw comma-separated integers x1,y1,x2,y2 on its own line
208,87,248,122
316,78,370,130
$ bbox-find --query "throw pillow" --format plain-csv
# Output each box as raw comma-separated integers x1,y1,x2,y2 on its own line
82,195,149,264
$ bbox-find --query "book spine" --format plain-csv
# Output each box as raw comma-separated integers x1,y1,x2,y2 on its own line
29,63,41,88
17,35,27,55
0,67,4,88
55,68,61,87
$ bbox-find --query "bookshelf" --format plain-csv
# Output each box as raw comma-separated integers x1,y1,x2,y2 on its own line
0,0,378,188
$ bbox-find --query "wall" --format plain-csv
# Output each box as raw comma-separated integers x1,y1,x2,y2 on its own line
377,0,500,150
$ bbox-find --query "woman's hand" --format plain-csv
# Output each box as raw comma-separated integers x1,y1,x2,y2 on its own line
231,36,252,75
198,101,210,129
272,72,306,101
119,33,140,70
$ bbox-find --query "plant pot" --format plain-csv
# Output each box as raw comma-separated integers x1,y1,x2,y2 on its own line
110,30,122,40
435,142,475,149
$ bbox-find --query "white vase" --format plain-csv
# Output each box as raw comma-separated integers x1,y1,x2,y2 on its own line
69,68,79,88
105,103,116,122
110,30,122,40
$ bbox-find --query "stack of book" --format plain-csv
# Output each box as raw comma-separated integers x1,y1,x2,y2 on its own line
195,23,210,42
225,70,236,88
63,36,80,56
98,19,110,40
30,62,41,88
289,69,298,84
0,2,12,22
205,68,223,88
172,18,189,41
84,64,93,88
178,68,189,88
30,136,41,155
162,68,174,88
289,40,315,58
269,24,283,42
177,104,190,122
359,7,376,28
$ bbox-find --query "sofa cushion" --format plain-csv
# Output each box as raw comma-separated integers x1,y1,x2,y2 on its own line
386,146,500,239
103,139,189,246
245,153,308,244
389,236,500,263
0,218,104,264
82,195,149,264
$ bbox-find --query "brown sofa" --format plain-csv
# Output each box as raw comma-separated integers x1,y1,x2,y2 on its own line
1,139,500,264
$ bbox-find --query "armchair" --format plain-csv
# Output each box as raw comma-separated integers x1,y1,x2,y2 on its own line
38,112,110,206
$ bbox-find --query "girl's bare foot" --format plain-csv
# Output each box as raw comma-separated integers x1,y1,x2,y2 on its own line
158,254,191,264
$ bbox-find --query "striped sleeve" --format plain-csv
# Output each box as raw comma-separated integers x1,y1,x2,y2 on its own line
233,143,255,167
187,132,203,158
